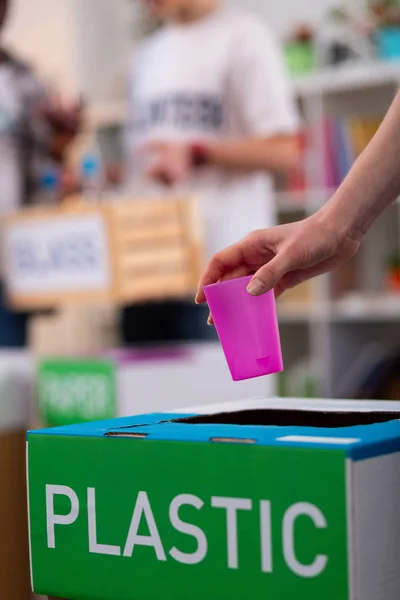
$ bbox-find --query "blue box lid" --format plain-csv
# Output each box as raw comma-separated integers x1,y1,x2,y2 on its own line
28,398,400,461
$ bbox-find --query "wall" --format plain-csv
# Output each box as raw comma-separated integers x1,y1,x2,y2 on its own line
3,0,77,93
3,0,135,99
70,0,135,104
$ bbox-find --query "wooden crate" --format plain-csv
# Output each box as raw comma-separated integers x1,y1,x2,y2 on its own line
2,197,203,311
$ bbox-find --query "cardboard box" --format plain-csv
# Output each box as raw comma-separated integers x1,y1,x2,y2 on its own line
29,304,120,357
36,345,273,427
3,197,203,310
28,397,400,600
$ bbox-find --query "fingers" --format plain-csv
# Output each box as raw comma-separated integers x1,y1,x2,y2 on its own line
195,243,245,304
40,94,83,136
247,252,293,296
204,267,250,326
148,168,174,187
145,158,174,186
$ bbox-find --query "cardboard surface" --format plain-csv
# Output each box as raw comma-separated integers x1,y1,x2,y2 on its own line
31,400,400,460
1,431,31,600
28,434,348,600
27,398,400,600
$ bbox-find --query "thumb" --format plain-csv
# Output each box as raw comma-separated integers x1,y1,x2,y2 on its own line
247,253,292,296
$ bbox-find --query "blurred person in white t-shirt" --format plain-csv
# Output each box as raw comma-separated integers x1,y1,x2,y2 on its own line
121,0,300,344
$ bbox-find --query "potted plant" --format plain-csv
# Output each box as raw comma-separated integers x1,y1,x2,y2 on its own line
371,0,400,60
284,25,316,76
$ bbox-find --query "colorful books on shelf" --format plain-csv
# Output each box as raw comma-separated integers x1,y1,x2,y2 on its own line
322,116,382,189
284,116,382,195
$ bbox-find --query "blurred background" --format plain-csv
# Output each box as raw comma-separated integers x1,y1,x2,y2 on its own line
2,0,400,598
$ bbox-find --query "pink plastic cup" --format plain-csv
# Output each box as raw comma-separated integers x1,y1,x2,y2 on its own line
204,275,283,381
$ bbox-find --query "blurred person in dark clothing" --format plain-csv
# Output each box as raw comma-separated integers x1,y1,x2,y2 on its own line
120,0,300,344
0,0,82,347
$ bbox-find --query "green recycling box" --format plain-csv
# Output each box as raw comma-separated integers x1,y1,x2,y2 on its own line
27,397,400,600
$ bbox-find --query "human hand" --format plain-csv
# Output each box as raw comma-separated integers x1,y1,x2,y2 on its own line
143,141,192,186
196,214,361,305
39,94,84,161
105,162,124,186
59,166,82,198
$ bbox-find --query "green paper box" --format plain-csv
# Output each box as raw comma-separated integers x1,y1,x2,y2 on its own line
27,397,400,600
36,347,271,427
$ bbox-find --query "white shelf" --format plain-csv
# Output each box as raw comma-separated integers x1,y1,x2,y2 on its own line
292,61,400,97
278,293,400,324
332,293,400,322
278,301,334,323
278,304,312,323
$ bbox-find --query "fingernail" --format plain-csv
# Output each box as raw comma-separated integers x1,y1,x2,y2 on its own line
246,278,266,296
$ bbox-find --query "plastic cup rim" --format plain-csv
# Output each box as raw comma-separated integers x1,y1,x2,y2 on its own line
204,275,253,291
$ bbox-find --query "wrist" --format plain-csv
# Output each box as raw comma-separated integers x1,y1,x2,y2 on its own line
317,189,366,246
190,142,211,168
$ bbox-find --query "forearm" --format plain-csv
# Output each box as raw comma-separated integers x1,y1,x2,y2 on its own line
204,135,300,175
321,91,400,242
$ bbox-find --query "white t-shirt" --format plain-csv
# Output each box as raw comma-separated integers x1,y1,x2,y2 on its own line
126,5,299,259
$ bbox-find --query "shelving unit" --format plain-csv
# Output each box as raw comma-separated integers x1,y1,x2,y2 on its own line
87,59,400,400
278,60,400,399
292,60,400,96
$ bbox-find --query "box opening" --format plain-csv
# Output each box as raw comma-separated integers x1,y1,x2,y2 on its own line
172,409,400,429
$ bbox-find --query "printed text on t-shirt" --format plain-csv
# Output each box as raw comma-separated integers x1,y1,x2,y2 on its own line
132,93,224,134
